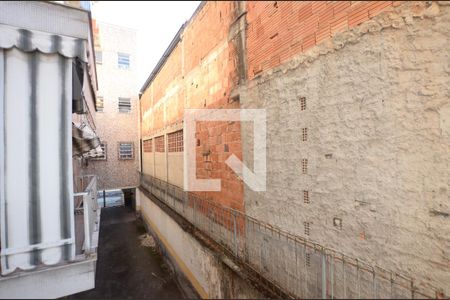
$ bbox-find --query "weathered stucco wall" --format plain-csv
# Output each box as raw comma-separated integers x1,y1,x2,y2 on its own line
241,2,450,295
138,190,263,299
168,153,184,187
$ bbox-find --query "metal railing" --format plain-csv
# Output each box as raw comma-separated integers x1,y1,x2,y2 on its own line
140,173,444,299
74,175,100,255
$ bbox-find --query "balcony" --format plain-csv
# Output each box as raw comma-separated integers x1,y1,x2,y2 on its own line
0,175,101,299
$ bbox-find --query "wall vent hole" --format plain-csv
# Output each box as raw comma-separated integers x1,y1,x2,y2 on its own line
302,159,308,174
305,253,311,267
300,97,307,111
303,190,310,204
302,128,308,141
304,221,310,236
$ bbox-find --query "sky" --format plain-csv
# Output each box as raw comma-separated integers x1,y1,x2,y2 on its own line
91,1,200,91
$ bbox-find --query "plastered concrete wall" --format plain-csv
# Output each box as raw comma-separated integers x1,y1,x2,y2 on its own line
86,21,139,190
138,190,262,299
241,2,450,295
142,152,154,177
168,153,183,187
154,152,167,181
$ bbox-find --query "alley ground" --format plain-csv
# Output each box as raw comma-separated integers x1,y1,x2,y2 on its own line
69,206,184,299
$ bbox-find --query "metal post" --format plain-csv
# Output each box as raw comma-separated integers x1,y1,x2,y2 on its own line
322,250,326,299
103,190,106,208
373,268,377,299
343,257,346,299
193,196,196,227
304,245,308,299
331,256,334,299
390,272,394,298
233,211,238,256
83,194,91,254
357,260,361,299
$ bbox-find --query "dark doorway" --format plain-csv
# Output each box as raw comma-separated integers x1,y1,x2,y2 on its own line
123,188,136,209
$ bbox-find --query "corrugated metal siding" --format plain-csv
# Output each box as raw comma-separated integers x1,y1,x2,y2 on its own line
0,30,85,273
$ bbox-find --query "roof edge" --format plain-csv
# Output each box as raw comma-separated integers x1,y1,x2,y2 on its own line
139,1,205,97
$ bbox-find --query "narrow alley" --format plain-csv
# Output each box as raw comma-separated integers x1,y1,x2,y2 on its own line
70,206,184,300
0,1,449,299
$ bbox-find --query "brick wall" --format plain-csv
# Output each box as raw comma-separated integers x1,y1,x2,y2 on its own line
246,1,398,79
86,21,139,190
140,1,245,210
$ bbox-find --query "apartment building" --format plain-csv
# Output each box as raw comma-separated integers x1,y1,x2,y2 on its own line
86,20,139,203
0,1,102,297
138,1,449,298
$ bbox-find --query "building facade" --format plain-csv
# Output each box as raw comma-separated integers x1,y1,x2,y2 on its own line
86,20,139,191
138,1,450,298
0,1,101,297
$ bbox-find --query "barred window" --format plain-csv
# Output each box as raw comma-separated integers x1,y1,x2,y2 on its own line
95,50,102,64
118,142,134,160
118,97,131,113
168,130,183,152
143,139,152,152
97,96,104,112
93,143,107,160
118,52,130,69
155,136,165,152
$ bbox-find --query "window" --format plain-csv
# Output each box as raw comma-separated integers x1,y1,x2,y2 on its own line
118,97,131,113
97,96,104,112
119,142,134,160
143,139,152,152
168,130,183,152
95,50,102,64
93,143,107,160
118,53,130,69
155,136,165,152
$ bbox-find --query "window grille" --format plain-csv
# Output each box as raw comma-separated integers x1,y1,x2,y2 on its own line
143,139,152,152
118,97,131,112
118,52,130,69
168,130,183,152
97,96,104,112
95,50,102,64
155,136,165,152
93,143,107,160
119,142,134,160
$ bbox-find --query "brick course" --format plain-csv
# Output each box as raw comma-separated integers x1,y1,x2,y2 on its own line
246,1,395,79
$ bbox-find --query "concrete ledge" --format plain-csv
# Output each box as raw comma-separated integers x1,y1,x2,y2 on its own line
138,186,289,299
0,257,97,299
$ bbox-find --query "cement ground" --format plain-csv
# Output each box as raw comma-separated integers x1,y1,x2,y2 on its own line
69,206,184,299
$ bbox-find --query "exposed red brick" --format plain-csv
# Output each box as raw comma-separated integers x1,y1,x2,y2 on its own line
316,24,331,44
368,1,393,17
247,1,392,79
298,3,313,21
302,34,316,52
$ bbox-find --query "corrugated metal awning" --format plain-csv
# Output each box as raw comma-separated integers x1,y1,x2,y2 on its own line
0,24,88,62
